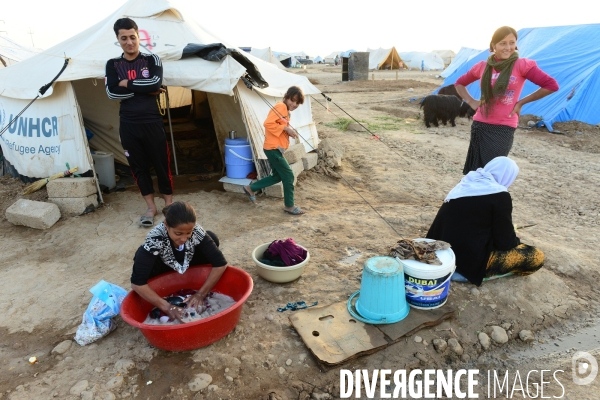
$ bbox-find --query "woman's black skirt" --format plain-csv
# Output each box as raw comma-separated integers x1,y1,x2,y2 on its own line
463,121,516,174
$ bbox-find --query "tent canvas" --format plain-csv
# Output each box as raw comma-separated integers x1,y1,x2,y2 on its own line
367,47,404,70
440,24,600,131
0,36,41,67
432,49,456,67
405,52,445,71
248,47,286,70
0,0,320,181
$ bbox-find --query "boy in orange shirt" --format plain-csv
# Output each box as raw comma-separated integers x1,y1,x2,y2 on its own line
243,86,306,215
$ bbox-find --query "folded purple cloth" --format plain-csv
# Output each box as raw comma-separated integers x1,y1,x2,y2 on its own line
265,238,308,266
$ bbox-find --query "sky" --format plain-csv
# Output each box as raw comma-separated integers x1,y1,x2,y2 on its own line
1,0,597,58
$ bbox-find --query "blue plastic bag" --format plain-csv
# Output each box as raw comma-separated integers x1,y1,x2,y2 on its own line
74,280,128,346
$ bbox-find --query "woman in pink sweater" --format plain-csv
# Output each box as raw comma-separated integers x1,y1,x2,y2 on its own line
455,26,559,174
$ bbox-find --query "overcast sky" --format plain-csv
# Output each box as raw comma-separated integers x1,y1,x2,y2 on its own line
1,0,597,57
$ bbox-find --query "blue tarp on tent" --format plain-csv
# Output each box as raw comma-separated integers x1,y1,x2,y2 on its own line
439,24,600,131
440,47,483,78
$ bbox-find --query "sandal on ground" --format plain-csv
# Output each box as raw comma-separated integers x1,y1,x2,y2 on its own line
450,271,469,282
243,186,256,203
140,215,154,227
283,206,306,215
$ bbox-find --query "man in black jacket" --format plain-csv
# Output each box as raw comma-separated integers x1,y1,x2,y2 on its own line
105,17,173,227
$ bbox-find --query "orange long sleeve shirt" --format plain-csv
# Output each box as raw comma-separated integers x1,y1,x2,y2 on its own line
263,102,291,150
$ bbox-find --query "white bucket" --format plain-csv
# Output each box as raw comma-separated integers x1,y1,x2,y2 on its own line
92,151,116,190
398,239,456,310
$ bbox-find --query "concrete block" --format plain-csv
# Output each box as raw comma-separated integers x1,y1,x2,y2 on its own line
301,152,318,170
290,161,304,185
49,194,98,217
47,177,97,198
283,144,306,165
6,199,61,229
222,182,246,194
264,183,284,198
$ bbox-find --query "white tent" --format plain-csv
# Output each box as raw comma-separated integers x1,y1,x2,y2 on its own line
405,52,445,71
367,47,404,70
432,49,456,67
249,47,286,70
0,0,320,181
0,36,41,67
324,51,342,64
440,47,482,78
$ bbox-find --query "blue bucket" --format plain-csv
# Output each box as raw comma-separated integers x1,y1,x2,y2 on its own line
347,256,410,324
224,138,255,179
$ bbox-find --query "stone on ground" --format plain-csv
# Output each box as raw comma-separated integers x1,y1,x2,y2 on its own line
490,326,509,344
519,330,535,343
264,183,284,198
301,152,318,170
46,177,97,198
51,340,72,355
6,199,61,229
478,332,491,350
189,373,212,392
447,338,464,355
49,194,98,216
432,338,447,353
284,143,307,164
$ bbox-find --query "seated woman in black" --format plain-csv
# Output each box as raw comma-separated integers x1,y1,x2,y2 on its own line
131,201,228,322
426,156,544,286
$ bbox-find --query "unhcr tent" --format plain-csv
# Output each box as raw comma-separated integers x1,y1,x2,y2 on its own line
432,49,456,67
273,51,299,68
248,47,286,70
406,52,445,71
0,36,41,67
367,47,404,70
440,24,600,131
314,56,323,64
0,0,320,181
440,47,482,78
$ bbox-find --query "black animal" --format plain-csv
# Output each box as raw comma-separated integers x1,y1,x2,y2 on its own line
437,84,463,100
420,95,475,128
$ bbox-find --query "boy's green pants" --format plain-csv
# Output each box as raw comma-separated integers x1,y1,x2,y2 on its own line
249,149,295,207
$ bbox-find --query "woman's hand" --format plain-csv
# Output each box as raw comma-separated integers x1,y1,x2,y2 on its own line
183,292,206,311
508,102,523,118
162,304,184,322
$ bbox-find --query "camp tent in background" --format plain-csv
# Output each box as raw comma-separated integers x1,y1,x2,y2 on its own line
247,47,286,70
367,47,404,70
405,52,445,71
0,0,320,181
323,50,356,64
0,36,41,67
440,23,600,131
440,47,482,78
432,50,456,67
273,51,299,68
313,56,323,64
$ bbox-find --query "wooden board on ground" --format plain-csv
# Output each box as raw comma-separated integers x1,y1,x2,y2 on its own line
289,301,455,366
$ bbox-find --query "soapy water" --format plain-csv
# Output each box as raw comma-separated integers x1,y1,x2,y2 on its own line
143,291,236,325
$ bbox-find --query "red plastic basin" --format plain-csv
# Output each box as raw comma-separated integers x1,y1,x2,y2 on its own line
120,265,253,351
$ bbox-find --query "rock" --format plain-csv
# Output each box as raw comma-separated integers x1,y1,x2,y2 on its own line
432,339,447,353
415,352,429,363
347,122,366,132
501,323,512,330
470,288,480,296
51,340,72,355
278,367,286,375
226,376,234,382
286,359,292,366
478,332,491,350
105,376,124,390
447,338,464,355
233,357,241,365
266,314,274,321
354,177,362,183
96,391,116,400
519,330,535,343
114,359,135,373
312,392,333,400
527,120,536,127
414,336,423,343
461,354,471,362
6,199,61,230
208,385,218,392
407,88,414,92
188,373,212,392
490,326,509,344
299,353,308,362
69,380,89,396
81,391,94,400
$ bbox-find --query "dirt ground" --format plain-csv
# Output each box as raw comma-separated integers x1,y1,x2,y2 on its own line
1,66,599,400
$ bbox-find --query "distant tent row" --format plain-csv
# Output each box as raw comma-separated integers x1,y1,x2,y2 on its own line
432,50,456,67
439,23,600,131
400,51,445,71
246,47,286,70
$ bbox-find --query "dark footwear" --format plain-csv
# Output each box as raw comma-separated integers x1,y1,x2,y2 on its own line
140,215,154,227
284,206,306,215
243,186,256,203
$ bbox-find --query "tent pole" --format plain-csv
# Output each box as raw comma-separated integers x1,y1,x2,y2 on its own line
165,87,179,176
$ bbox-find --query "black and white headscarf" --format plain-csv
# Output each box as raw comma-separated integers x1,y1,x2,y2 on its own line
142,222,206,274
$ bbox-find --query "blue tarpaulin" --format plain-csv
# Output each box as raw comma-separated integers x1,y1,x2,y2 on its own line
438,24,600,131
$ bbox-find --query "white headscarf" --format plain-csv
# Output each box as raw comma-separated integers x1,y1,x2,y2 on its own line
445,157,519,202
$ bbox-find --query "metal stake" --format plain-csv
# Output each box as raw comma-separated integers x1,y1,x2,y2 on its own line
165,87,178,175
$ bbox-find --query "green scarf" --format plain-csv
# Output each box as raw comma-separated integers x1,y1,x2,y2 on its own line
480,52,518,116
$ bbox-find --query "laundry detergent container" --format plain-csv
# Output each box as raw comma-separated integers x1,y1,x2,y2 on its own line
225,138,255,178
